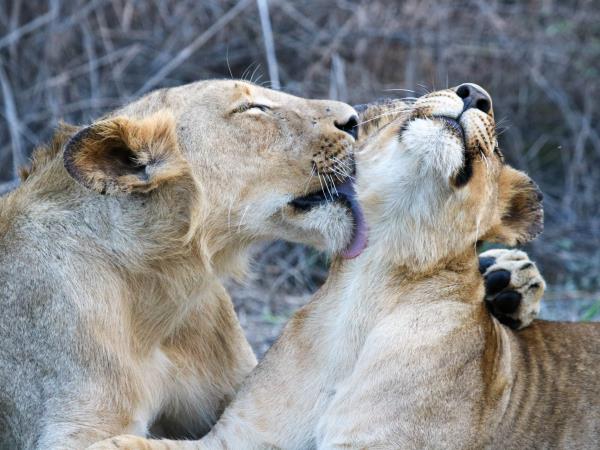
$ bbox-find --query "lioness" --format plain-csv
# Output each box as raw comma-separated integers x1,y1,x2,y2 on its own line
88,84,584,450
0,80,362,449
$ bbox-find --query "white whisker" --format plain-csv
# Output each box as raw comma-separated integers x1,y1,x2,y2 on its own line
249,64,261,83
326,174,339,196
317,172,327,200
383,88,416,93
227,197,235,231
237,204,250,233
417,83,431,94
322,173,334,201
240,62,255,81
303,165,317,195
331,161,353,181
331,156,352,174
356,106,412,127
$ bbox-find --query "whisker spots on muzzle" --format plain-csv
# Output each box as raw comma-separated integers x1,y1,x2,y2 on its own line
331,156,353,178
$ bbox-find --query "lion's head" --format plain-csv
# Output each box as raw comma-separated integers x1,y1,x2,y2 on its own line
59,80,363,263
354,84,543,268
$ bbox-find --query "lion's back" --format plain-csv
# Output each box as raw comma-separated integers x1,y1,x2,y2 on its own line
491,320,600,448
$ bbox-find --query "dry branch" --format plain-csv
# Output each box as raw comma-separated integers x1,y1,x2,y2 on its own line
0,64,24,177
136,0,253,95
257,0,280,90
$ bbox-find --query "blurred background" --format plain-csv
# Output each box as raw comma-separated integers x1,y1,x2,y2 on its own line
1,0,598,355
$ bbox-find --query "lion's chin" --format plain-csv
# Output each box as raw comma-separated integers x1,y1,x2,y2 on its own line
288,180,367,258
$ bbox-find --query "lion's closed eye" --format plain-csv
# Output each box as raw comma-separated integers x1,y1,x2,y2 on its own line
233,103,271,114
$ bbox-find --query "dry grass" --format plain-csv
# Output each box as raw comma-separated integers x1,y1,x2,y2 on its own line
1,0,598,352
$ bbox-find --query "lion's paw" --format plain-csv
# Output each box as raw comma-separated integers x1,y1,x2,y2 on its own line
479,249,545,330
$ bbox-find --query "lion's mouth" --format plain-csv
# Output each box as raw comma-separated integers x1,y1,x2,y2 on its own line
289,190,338,211
438,116,465,143
290,179,368,259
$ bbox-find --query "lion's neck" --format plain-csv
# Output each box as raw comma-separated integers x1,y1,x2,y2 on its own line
304,247,484,373
335,243,481,299
320,246,483,334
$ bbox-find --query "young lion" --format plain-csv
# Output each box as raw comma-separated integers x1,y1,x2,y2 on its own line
89,85,585,450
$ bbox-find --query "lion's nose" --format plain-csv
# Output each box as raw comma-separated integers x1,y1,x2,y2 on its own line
455,83,492,115
335,114,359,140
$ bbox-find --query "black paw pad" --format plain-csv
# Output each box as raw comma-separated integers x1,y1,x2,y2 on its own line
495,314,522,330
493,291,522,314
478,256,496,274
485,299,523,330
484,269,511,295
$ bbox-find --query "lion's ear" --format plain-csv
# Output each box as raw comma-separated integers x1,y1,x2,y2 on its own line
483,166,544,246
64,111,189,194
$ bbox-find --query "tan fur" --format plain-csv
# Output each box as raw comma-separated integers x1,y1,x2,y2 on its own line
91,86,598,450
0,80,359,449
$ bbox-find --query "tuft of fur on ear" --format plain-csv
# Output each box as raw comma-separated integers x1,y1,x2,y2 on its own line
63,110,189,194
484,166,544,246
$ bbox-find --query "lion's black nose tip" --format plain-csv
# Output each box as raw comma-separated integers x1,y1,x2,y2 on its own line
335,115,359,140
455,83,492,114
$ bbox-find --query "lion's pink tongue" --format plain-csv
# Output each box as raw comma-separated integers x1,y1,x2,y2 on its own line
337,180,368,259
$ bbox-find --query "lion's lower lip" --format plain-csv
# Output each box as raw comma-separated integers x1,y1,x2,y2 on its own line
289,180,355,211
289,180,368,259
439,116,465,140
289,190,340,211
